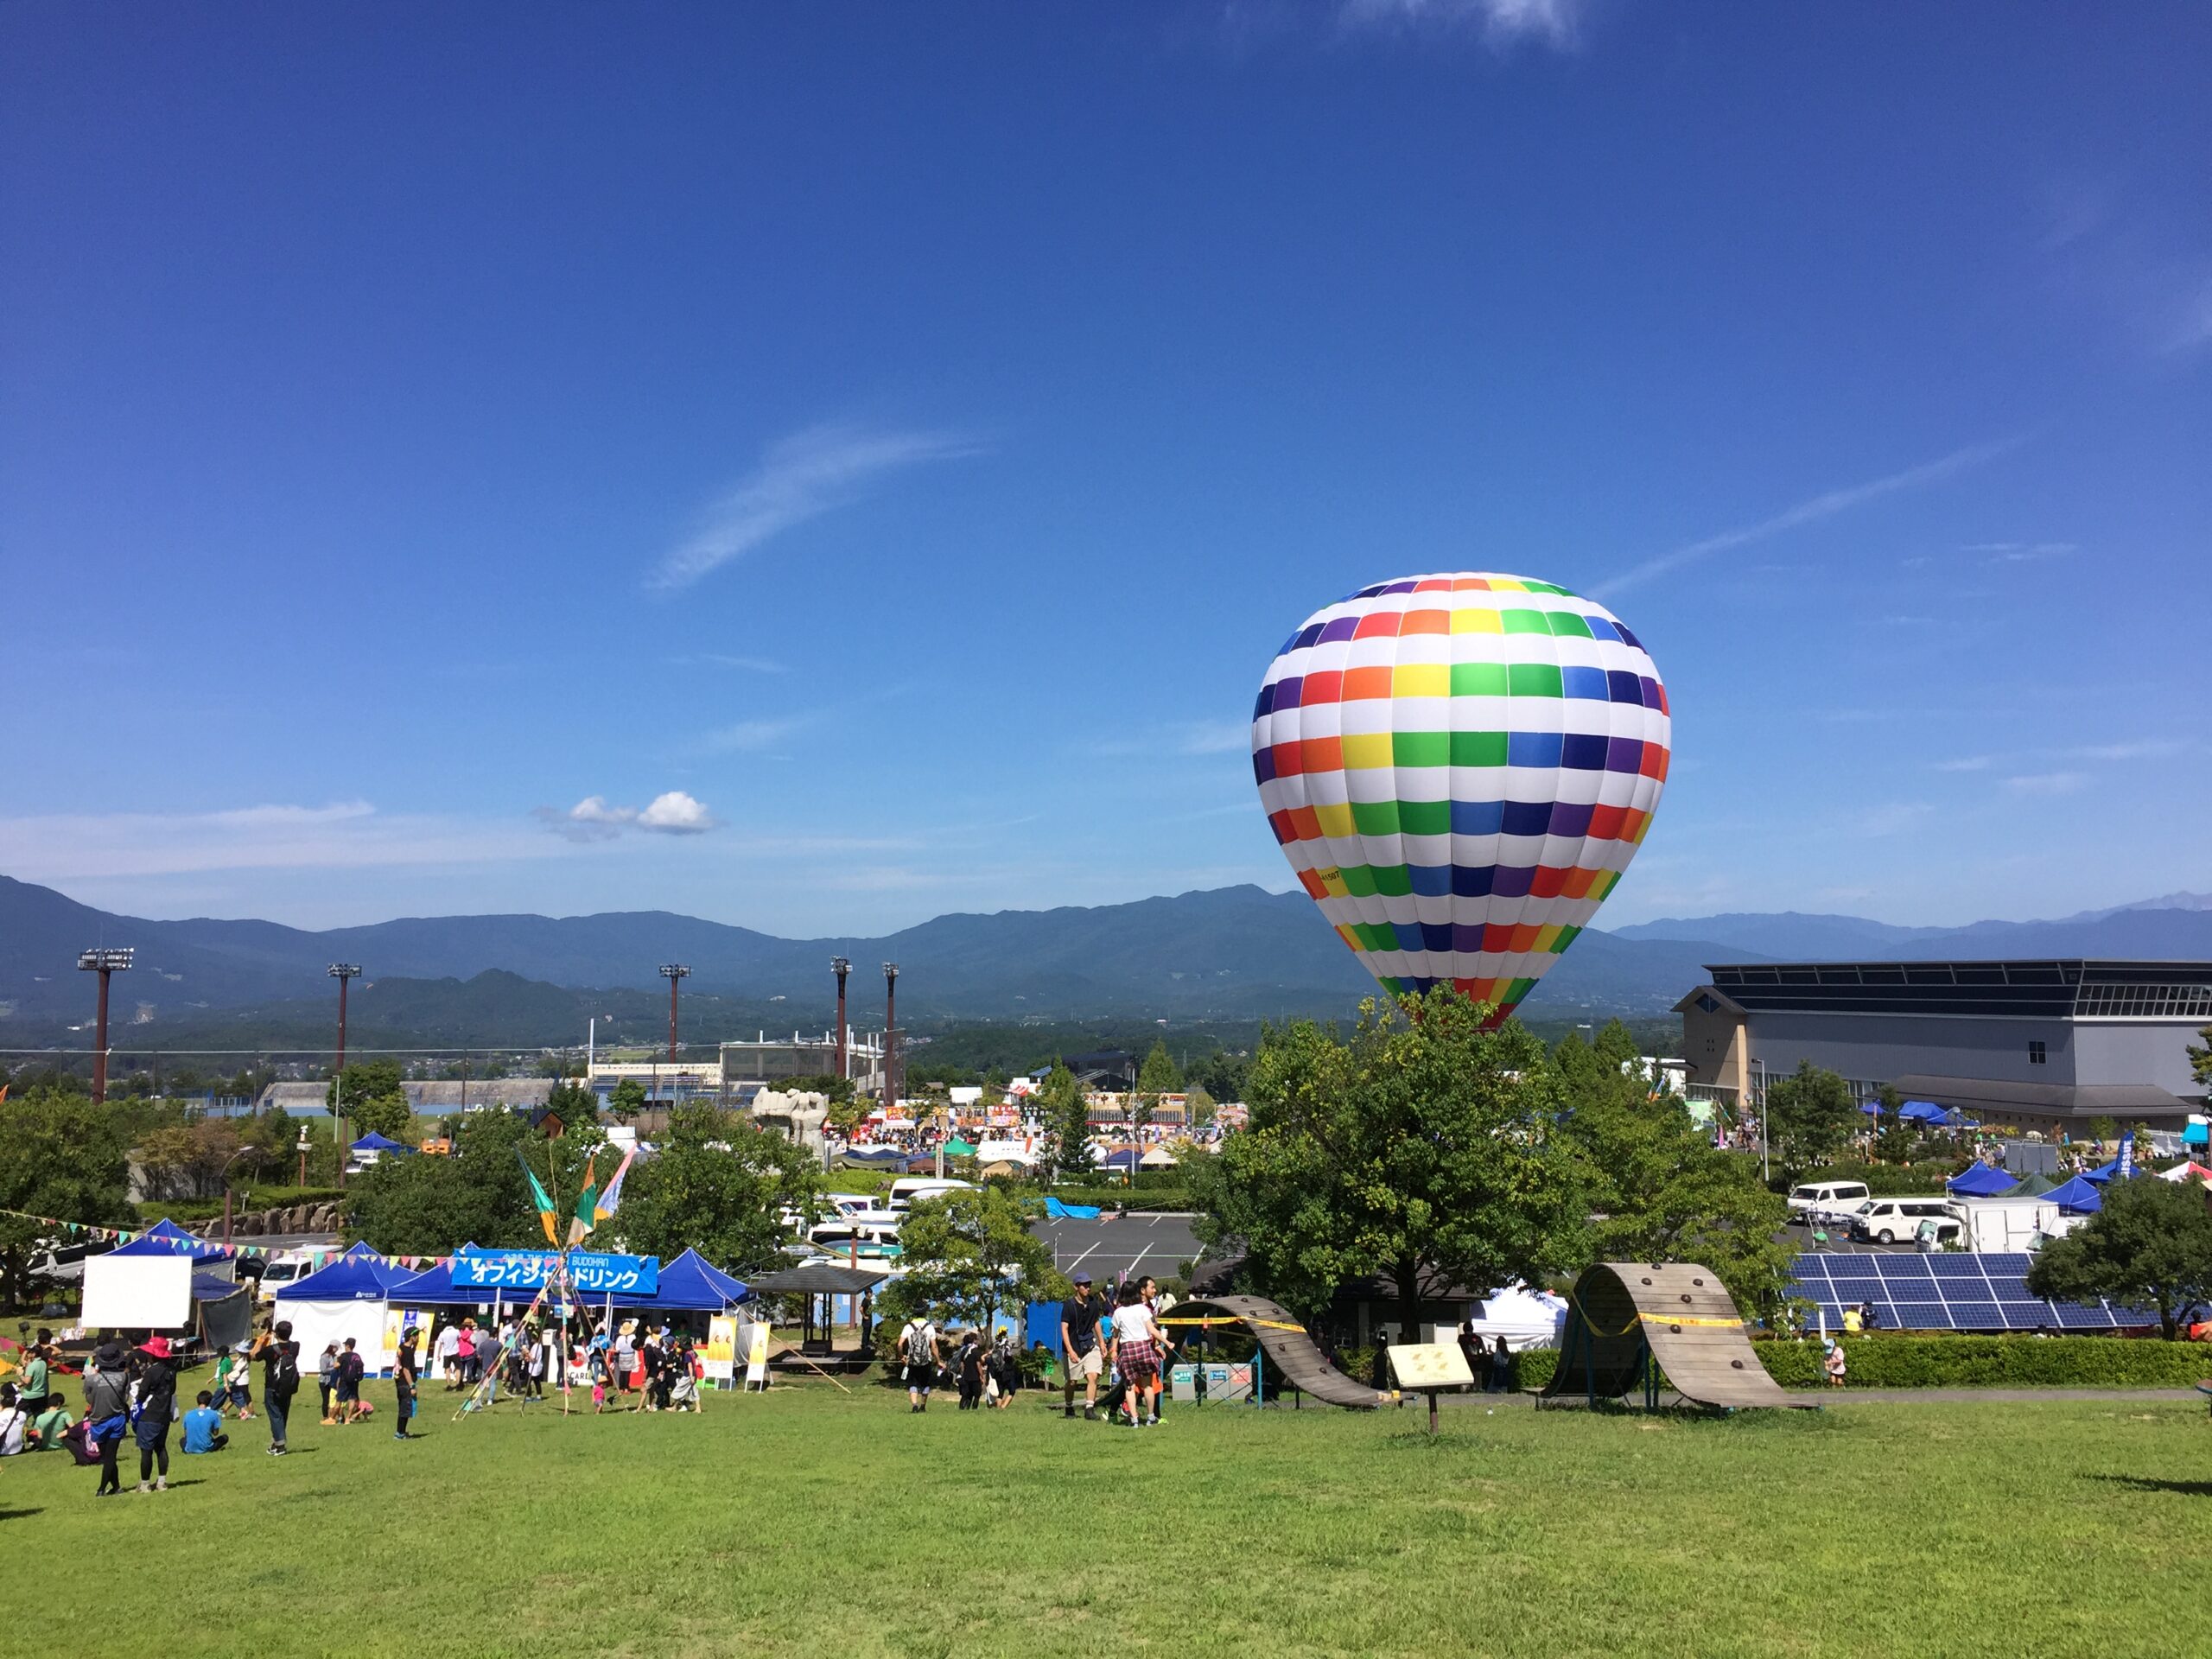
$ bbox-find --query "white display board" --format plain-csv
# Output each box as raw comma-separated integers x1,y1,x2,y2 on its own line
82,1255,192,1331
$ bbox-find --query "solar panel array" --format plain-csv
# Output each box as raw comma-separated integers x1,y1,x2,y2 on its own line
1789,1251,2147,1332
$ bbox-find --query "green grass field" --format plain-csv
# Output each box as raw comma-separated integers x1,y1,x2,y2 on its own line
2,1379,2202,1657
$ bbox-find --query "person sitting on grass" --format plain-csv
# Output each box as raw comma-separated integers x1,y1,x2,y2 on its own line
31,1395,73,1452
182,1390,229,1454
0,1384,27,1456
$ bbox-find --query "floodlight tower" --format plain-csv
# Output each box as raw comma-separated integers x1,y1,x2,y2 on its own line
659,963,690,1063
882,962,899,1111
830,957,851,1081
328,964,361,1184
77,947,134,1104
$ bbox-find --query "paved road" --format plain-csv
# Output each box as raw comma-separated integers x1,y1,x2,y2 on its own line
1033,1211,1205,1287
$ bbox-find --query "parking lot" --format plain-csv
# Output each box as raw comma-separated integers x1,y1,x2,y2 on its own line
1033,1210,1205,1287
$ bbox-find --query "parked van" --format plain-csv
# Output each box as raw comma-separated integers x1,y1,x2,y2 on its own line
1787,1180,1870,1217
1850,1198,1956,1245
887,1177,976,1211
807,1217,903,1254
255,1249,317,1302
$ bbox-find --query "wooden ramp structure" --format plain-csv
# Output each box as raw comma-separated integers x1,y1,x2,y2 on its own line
1540,1262,1810,1411
1160,1295,1388,1409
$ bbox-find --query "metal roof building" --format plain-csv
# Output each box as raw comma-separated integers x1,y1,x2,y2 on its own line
1675,959,2212,1133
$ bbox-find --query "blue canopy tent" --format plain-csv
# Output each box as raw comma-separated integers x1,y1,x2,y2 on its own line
350,1131,409,1154
1948,1163,2019,1198
2082,1157,2125,1184
1101,1150,1141,1172
604,1249,749,1313
1897,1100,1945,1122
384,1248,487,1306
113,1217,232,1265
2044,1174,2104,1214
275,1243,408,1376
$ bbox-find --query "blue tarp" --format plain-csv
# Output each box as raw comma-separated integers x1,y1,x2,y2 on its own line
1948,1163,2019,1197
597,1249,748,1312
278,1243,410,1302
1044,1197,1101,1219
193,1271,245,1301
1897,1100,1944,1122
113,1218,232,1264
1101,1150,1140,1171
2044,1174,2104,1214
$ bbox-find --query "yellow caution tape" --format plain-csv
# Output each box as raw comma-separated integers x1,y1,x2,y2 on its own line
1154,1316,1308,1333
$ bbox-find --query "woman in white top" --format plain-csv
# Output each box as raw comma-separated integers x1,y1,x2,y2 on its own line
1111,1284,1163,1428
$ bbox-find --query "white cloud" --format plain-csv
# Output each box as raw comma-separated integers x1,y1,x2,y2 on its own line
636,791,716,834
1595,437,2021,596
2063,739,2185,763
536,791,721,841
1090,717,1255,759
1341,0,1582,50
1932,756,1993,772
649,422,983,591
1966,541,2076,564
704,715,809,754
2004,772,2088,796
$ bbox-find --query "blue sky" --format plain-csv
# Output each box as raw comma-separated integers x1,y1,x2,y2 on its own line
3,2,2206,935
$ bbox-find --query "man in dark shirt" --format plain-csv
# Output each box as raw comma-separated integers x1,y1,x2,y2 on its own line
256,1318,302,1455
637,1335,663,1413
336,1338,366,1424
392,1325,420,1441
1059,1274,1104,1421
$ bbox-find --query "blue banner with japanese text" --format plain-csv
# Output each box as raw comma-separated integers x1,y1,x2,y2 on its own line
448,1249,659,1295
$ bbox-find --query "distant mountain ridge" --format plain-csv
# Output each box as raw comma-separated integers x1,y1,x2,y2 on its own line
5,874,2208,1037
0,874,1731,1028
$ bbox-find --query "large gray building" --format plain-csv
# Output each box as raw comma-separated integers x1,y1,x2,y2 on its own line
1675,959,2211,1135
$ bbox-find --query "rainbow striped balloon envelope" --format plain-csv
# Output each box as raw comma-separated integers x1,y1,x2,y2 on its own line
1251,572,1669,1022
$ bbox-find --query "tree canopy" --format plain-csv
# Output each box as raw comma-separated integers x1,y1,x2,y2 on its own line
1136,1040,1182,1095
346,1109,604,1255
2024,1174,2212,1339
876,1186,1069,1335
328,1059,412,1141
614,1103,816,1275
0,1086,135,1307
1763,1062,1859,1179
1034,1062,1090,1183
1192,988,1586,1335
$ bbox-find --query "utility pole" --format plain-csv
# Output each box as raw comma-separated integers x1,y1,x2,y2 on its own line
77,948,133,1104
882,963,899,1116
659,964,690,1064
328,964,361,1185
831,957,850,1082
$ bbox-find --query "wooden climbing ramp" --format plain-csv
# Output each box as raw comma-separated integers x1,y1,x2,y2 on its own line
1159,1295,1388,1409
1540,1262,1811,1410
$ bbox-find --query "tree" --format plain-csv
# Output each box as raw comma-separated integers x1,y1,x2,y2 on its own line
2186,1023,2212,1089
875,1187,1071,1335
607,1077,648,1123
328,1059,411,1142
1137,1041,1182,1095
347,1109,604,1255
1763,1062,1859,1180
616,1104,817,1275
2025,1175,2212,1339
1193,988,1586,1337
543,1077,599,1130
1192,1050,1249,1105
132,1120,245,1202
0,1086,134,1307
1035,1062,1090,1184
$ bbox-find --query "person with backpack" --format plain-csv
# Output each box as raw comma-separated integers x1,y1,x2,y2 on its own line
255,1318,301,1454
82,1342,131,1497
334,1338,366,1424
954,1329,987,1410
899,1313,941,1413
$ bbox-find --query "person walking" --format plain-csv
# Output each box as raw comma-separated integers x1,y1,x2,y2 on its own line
435,1319,461,1389
317,1343,340,1424
129,1335,179,1493
334,1338,366,1424
899,1313,941,1413
1058,1274,1104,1421
1110,1283,1163,1428
255,1318,301,1455
83,1340,130,1497
954,1329,986,1410
392,1325,420,1441
988,1330,1020,1410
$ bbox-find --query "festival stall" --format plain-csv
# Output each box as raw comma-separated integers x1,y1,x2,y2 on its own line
276,1243,411,1374
112,1217,235,1268
1947,1163,2019,1198
1452,1282,1569,1351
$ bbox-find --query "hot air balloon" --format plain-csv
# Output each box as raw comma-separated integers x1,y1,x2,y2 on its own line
1251,572,1669,1023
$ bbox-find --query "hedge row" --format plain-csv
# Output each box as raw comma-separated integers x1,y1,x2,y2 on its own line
1510,1335,2204,1395
1786,1160,1968,1198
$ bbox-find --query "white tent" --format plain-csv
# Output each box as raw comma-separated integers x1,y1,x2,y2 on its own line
1442,1282,1568,1352
1139,1147,1179,1169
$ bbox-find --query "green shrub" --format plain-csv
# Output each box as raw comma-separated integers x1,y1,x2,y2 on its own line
1528,1333,2202,1395
136,1185,348,1224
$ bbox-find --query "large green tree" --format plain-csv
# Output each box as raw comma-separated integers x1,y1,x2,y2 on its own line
328,1058,411,1141
1035,1062,1090,1184
1193,988,1586,1336
2188,1024,2212,1090
606,1077,648,1123
876,1186,1071,1335
346,1109,604,1255
2025,1174,2212,1339
1763,1062,1859,1181
0,1087,134,1307
615,1103,817,1274
1137,1040,1182,1094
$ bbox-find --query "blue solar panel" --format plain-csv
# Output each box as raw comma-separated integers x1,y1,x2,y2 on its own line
2057,1304,2113,1329
1929,1256,1987,1280
1945,1301,2003,1329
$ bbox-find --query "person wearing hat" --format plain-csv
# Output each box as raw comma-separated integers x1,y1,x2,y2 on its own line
82,1340,131,1497
128,1335,179,1492
1059,1273,1106,1421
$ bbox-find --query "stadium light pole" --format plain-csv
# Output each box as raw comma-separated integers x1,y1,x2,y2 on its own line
881,963,899,1115
830,957,851,1082
77,947,133,1104
328,964,362,1186
660,963,690,1065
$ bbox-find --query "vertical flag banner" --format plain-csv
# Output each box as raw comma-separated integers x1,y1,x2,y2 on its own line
517,1148,559,1245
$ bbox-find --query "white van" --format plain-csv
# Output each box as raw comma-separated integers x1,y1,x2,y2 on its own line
807,1217,903,1255
887,1177,976,1211
1787,1180,1870,1217
1850,1198,1956,1245
255,1249,317,1302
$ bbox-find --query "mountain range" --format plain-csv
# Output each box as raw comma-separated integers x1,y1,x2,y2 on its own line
3,874,2209,1041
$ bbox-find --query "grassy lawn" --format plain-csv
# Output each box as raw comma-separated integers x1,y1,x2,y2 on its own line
0,1380,2202,1657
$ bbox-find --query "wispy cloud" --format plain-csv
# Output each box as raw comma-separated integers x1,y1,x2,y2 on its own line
703,715,810,754
673,652,787,675
649,422,983,592
1091,717,1253,759
1595,437,2021,596
0,802,554,880
2004,772,2088,796
533,791,721,842
1966,541,2076,564
1339,0,1583,50
1932,756,1993,772
2063,738,2186,763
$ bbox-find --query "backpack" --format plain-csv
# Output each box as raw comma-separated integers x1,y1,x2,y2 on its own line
903,1323,932,1365
270,1343,300,1394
